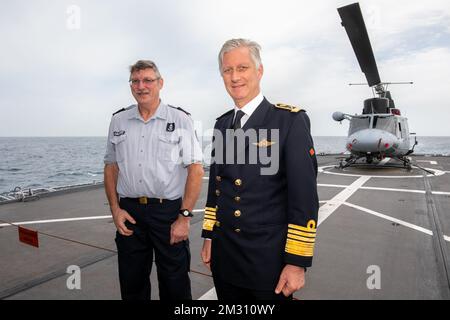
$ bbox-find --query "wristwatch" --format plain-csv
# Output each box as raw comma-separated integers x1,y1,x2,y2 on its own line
180,209,194,217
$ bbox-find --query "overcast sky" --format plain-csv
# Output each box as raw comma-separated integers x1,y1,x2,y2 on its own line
1,0,449,137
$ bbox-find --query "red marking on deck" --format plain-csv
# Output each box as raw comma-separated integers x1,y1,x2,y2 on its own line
18,226,39,248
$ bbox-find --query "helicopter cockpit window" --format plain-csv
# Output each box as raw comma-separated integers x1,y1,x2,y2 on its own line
349,117,370,135
373,116,396,135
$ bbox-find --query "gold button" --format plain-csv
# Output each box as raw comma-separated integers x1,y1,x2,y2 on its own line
215,189,220,196
234,210,241,217
216,176,222,182
235,179,242,186
235,228,241,233
234,196,241,202
215,221,221,227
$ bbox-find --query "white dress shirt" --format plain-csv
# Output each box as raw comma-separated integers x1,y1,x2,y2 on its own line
232,92,264,128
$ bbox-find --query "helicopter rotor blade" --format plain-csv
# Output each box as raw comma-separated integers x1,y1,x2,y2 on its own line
338,2,381,87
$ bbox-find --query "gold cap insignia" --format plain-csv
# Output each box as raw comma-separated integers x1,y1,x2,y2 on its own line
252,139,276,148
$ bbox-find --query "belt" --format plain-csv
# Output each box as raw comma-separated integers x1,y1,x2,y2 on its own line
123,197,177,205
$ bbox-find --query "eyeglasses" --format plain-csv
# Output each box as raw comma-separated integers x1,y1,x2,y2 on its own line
129,78,160,86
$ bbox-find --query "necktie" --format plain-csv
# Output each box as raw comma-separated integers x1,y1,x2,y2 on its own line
233,110,245,130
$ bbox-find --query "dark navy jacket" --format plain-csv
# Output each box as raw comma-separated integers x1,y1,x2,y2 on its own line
202,98,319,290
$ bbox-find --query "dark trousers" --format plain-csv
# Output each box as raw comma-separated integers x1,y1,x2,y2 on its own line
213,275,292,300
115,197,192,300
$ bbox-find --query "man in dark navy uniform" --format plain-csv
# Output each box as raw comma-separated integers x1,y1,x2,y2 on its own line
201,39,319,300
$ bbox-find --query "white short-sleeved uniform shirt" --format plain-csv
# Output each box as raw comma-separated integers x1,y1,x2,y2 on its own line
104,102,202,200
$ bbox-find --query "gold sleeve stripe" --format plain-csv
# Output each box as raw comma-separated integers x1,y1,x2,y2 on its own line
287,234,316,243
285,239,315,257
204,214,216,220
202,219,216,231
288,222,317,233
286,239,315,249
205,207,217,212
285,247,314,257
205,210,216,215
288,229,316,238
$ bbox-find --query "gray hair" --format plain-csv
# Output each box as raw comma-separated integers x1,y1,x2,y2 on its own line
218,38,262,73
129,60,162,79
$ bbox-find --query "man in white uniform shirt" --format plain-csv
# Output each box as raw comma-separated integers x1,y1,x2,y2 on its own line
104,60,203,300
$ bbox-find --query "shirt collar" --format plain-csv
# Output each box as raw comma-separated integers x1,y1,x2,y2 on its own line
127,105,140,120
154,101,168,120
234,92,264,118
128,100,167,121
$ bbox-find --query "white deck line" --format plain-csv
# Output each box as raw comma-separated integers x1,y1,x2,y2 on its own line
432,191,450,196
318,183,348,188
360,186,450,196
0,209,207,228
343,202,433,236
318,176,371,226
344,202,450,243
0,215,112,227
319,165,445,178
361,186,426,194
417,160,438,165
319,183,450,196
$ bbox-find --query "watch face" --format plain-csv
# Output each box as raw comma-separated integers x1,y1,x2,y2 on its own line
181,209,191,217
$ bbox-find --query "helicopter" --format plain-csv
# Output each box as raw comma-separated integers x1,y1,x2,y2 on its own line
333,2,418,170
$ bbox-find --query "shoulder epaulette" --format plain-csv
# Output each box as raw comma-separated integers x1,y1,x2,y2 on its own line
275,103,305,113
113,108,126,116
216,109,234,120
112,105,134,116
168,104,191,116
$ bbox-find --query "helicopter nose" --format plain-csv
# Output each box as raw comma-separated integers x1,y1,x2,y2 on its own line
348,130,396,153
376,137,395,151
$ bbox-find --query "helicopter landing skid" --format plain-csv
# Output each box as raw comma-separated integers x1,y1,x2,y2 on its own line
392,156,413,171
336,156,363,169
392,156,435,175
336,155,431,173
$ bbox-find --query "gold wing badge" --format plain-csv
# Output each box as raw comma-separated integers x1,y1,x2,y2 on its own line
252,139,276,148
